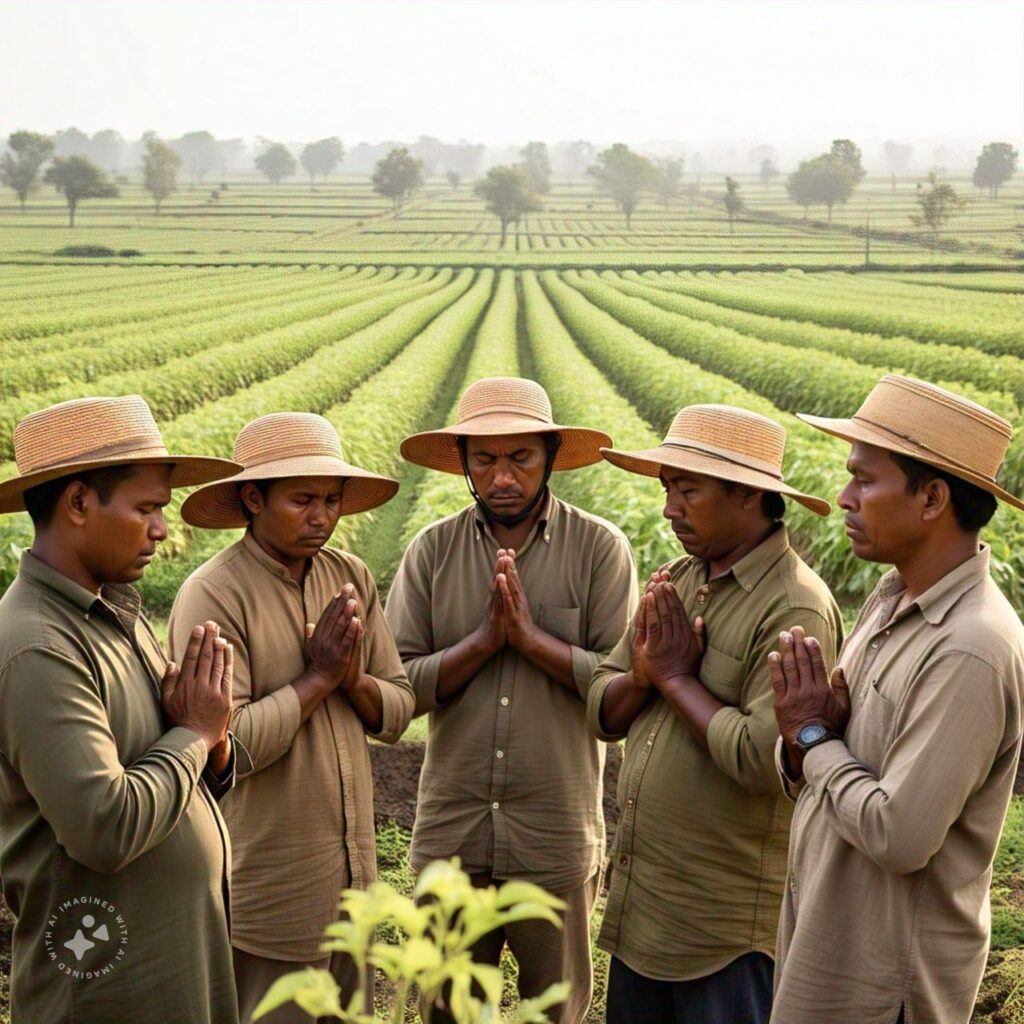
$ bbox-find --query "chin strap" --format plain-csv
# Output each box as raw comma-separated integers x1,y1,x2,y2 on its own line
457,434,562,528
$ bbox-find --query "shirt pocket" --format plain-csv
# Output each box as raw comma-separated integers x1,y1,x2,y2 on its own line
848,678,898,772
699,642,745,703
538,604,583,646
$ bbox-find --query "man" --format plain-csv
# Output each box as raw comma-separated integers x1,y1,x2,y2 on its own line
0,394,244,1023
385,377,637,1024
168,411,414,1024
769,374,1024,1024
588,403,843,1024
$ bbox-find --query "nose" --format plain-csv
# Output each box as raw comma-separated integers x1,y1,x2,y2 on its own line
837,479,856,512
308,501,329,527
150,510,168,543
493,460,516,489
662,494,680,521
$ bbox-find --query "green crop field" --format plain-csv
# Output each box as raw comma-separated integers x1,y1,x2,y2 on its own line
0,173,1022,1022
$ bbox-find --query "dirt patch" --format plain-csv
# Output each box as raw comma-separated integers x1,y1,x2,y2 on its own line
370,741,623,837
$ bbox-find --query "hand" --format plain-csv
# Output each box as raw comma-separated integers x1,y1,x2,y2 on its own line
473,552,508,656
304,586,361,687
639,582,705,690
495,549,536,651
768,625,850,775
632,570,671,690
161,621,233,752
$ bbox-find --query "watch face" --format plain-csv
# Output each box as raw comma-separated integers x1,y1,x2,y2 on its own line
797,723,828,746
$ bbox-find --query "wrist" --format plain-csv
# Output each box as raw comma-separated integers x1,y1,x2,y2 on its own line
654,671,700,694
307,664,341,689
471,626,502,659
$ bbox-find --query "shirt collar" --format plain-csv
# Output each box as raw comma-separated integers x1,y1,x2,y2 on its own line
877,545,991,626
18,549,142,623
472,488,558,542
727,524,791,593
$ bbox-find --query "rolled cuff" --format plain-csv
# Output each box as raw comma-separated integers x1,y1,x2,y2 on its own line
156,726,210,784
586,672,629,742
368,677,415,743
231,684,302,775
801,737,852,797
571,646,601,701
774,735,806,801
406,650,448,717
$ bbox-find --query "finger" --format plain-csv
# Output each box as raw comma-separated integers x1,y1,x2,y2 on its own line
496,573,513,608
197,622,218,683
222,643,234,699
160,661,179,706
830,665,851,715
211,639,226,692
326,593,348,632
767,651,788,701
306,623,315,640
693,615,706,651
790,626,815,690
804,636,830,687
647,588,665,634
779,631,801,691
180,624,205,680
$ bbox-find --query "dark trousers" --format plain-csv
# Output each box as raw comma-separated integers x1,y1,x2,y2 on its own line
606,953,774,1024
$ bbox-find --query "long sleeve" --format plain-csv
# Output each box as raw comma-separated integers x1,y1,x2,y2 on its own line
586,617,637,742
801,650,1015,875
169,576,301,775
0,646,209,875
707,604,842,796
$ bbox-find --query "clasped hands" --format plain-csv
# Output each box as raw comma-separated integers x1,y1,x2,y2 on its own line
629,570,706,695
473,549,543,657
304,583,364,692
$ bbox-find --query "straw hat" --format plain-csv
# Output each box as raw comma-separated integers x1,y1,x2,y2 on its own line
601,404,831,516
799,374,1024,511
182,413,398,529
0,395,240,515
400,377,611,474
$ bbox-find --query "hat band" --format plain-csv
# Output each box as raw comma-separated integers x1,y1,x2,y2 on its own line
18,436,170,475
853,415,999,484
457,409,553,429
662,441,784,481
233,445,345,467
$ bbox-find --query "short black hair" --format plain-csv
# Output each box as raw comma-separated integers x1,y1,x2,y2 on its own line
22,464,143,527
889,452,997,533
239,479,272,524
721,480,786,521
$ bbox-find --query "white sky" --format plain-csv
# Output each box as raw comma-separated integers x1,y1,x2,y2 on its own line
1,0,1022,144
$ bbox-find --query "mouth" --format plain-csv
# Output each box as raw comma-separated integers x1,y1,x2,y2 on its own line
301,535,329,545
488,496,522,506
844,521,864,537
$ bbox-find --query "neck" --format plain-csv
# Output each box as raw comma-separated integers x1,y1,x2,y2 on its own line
249,529,309,586
30,533,103,595
895,529,980,602
487,498,545,551
707,521,776,580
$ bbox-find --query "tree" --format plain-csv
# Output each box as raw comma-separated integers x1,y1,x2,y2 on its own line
0,131,54,211
759,158,780,189
474,165,542,247
216,138,246,175
973,142,1019,199
43,156,118,227
372,147,424,218
446,170,462,190
786,153,857,223
554,139,593,179
142,135,181,214
830,139,866,183
882,140,913,194
255,143,297,186
300,137,344,185
910,171,964,238
172,131,219,185
53,127,90,158
519,141,551,195
587,143,656,229
723,177,743,234
654,158,684,207
91,129,125,173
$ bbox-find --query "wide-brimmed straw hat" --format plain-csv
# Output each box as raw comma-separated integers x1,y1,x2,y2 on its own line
182,413,399,529
0,395,240,515
400,377,611,475
601,404,832,517
799,374,1024,511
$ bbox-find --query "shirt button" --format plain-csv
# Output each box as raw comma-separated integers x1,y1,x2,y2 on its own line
697,594,706,604
870,640,879,649
496,750,504,758
500,697,510,706
492,802,500,810
619,855,629,866
626,798,635,808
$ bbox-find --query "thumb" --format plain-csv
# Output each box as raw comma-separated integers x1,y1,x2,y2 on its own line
831,666,851,711
161,661,179,706
693,615,706,649
305,623,315,641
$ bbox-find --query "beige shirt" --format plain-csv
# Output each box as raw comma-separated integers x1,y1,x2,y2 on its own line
169,533,413,961
0,552,239,1024
385,492,638,894
773,546,1024,1024
588,525,843,981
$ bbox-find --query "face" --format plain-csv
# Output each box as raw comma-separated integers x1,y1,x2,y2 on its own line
242,476,343,562
77,464,172,584
837,442,932,564
464,433,549,517
660,466,763,561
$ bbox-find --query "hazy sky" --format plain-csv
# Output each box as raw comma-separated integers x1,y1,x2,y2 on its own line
2,0,1022,143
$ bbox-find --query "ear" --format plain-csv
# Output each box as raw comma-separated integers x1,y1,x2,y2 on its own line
62,480,92,527
239,482,265,518
741,487,764,511
920,477,951,522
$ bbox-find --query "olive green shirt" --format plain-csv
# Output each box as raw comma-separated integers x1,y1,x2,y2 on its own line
169,533,413,961
385,492,638,894
773,546,1024,1024
588,525,843,981
0,551,239,1024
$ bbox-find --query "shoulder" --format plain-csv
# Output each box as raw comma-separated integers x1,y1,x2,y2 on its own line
318,546,377,588
0,579,86,676
176,540,248,604
939,576,1024,677
554,498,631,552
773,545,841,617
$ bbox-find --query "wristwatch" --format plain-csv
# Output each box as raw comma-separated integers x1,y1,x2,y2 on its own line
794,723,840,752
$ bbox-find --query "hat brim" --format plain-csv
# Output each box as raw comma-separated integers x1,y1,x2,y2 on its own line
0,454,241,515
797,413,1024,513
600,444,832,517
181,454,399,529
401,416,612,475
